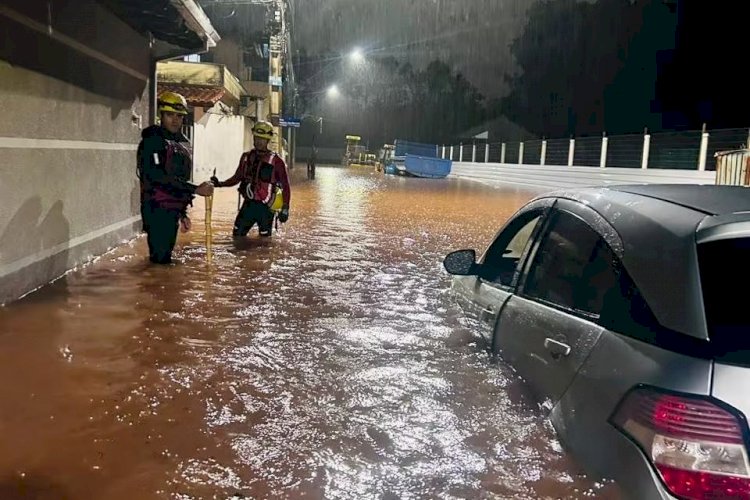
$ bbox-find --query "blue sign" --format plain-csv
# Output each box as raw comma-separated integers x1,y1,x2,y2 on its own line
280,117,301,128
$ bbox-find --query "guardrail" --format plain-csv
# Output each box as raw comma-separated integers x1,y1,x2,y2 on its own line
449,162,716,191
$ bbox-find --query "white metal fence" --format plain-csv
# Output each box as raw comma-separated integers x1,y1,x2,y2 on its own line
715,150,750,186
442,127,750,173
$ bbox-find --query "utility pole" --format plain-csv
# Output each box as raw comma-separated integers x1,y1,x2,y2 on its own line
287,126,293,167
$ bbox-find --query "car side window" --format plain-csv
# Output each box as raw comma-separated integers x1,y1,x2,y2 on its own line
480,212,543,287
521,210,618,318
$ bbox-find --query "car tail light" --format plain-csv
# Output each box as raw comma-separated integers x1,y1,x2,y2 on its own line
611,386,750,500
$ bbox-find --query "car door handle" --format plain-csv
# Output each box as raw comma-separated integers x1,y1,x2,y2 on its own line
544,338,571,359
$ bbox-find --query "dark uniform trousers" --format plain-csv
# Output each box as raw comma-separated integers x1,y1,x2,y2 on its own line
233,200,274,237
143,201,181,264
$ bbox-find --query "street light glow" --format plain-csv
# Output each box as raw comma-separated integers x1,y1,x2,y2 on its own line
350,48,364,63
327,85,340,98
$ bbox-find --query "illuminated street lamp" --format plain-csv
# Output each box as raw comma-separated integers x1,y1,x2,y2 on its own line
327,84,340,98
350,47,364,63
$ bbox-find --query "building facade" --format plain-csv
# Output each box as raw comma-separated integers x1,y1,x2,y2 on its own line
0,0,219,304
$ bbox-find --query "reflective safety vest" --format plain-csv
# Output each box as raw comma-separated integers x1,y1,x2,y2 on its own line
240,151,285,211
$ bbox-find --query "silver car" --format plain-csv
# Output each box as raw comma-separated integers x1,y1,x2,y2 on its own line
443,184,750,500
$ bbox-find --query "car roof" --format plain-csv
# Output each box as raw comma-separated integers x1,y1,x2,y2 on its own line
530,184,750,340
606,184,750,216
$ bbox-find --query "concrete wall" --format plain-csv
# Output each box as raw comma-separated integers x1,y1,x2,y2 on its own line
450,162,717,190
0,0,150,304
192,106,250,183
206,37,245,79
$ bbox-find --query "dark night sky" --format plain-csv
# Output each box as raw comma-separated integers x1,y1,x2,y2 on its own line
284,0,750,145
292,0,532,99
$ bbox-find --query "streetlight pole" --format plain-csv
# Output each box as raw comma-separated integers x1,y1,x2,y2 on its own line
287,126,293,167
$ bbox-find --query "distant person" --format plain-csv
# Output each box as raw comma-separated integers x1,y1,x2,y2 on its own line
307,141,318,180
211,121,291,238
137,91,214,264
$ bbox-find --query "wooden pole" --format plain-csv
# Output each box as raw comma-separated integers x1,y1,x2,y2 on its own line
205,194,213,264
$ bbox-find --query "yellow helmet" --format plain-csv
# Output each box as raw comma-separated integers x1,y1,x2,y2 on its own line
252,120,274,140
158,91,188,115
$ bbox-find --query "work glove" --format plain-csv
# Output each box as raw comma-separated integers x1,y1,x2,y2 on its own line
210,176,220,187
278,207,289,223
195,182,214,197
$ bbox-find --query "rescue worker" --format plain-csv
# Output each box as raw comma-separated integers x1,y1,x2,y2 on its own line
137,91,214,264
210,121,291,238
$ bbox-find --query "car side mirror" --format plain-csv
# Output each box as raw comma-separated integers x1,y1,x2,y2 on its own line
443,249,479,276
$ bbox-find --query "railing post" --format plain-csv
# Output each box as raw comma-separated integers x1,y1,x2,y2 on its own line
441,145,446,159
641,128,650,169
484,143,490,163
519,142,524,165
501,142,506,163
600,132,608,168
459,142,464,162
540,138,547,166
568,136,575,166
449,145,454,161
472,142,477,163
698,123,709,171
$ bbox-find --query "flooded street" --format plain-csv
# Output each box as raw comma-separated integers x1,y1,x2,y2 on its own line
0,167,620,499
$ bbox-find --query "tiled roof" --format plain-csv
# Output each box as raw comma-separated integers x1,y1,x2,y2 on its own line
158,83,226,108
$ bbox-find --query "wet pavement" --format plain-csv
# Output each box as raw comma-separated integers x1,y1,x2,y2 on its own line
0,167,621,499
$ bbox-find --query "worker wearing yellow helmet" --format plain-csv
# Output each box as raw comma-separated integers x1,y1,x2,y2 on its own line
136,91,214,264
211,120,291,238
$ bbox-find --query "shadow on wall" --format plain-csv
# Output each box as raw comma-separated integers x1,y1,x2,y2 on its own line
0,197,71,303
130,180,144,233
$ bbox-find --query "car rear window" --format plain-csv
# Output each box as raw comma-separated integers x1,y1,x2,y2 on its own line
698,237,750,361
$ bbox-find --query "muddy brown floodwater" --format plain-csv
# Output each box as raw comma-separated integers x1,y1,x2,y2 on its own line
0,167,621,499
